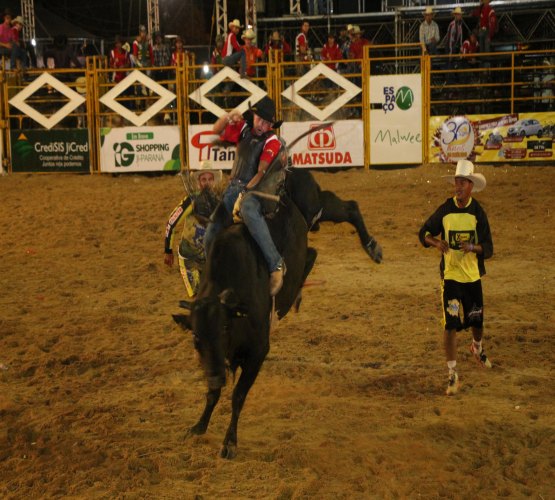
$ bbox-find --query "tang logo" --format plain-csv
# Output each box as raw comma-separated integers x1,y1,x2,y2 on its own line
190,129,235,163
307,123,336,150
113,142,134,167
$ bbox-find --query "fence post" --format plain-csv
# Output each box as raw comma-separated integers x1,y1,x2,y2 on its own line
363,44,371,169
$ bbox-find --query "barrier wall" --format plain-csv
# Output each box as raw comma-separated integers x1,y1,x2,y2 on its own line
0,47,553,174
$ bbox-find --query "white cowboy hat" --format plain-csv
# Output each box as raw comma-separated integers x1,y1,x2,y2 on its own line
229,19,243,29
192,160,222,184
11,15,24,26
75,76,87,95
241,29,256,40
352,25,363,35
346,24,354,32
443,160,486,192
424,7,434,15
453,7,463,15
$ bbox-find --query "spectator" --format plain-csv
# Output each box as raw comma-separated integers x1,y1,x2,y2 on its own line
9,15,28,69
339,24,354,73
130,25,153,68
109,35,130,83
295,20,311,75
472,0,497,54
419,7,440,55
446,7,464,56
264,30,291,60
462,31,480,71
43,34,82,70
210,35,225,68
222,19,247,78
349,25,370,61
172,35,188,66
321,32,342,71
0,11,27,70
241,29,263,78
152,31,171,82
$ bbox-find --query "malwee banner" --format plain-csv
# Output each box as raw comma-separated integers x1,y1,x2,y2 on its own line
100,126,180,172
429,112,555,163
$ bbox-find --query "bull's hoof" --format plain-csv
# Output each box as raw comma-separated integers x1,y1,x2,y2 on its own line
365,238,383,264
186,423,207,437
219,443,237,459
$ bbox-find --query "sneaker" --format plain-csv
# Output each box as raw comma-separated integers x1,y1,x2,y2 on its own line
470,343,492,369
446,371,460,396
269,263,286,297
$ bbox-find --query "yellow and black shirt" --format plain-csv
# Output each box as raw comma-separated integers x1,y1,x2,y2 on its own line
164,196,205,257
419,196,493,282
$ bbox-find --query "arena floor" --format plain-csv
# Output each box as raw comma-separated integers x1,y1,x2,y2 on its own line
1,164,553,498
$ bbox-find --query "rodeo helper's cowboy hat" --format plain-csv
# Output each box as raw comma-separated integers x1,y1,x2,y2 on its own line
192,160,222,184
241,29,256,40
443,159,486,193
249,96,283,128
229,19,243,29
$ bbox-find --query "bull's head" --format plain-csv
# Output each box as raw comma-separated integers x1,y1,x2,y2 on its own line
173,289,247,391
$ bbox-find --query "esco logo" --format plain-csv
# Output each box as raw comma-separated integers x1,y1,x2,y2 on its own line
395,86,414,111
307,124,336,150
114,142,135,167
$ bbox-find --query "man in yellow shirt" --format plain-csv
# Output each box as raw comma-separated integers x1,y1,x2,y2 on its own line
419,160,494,396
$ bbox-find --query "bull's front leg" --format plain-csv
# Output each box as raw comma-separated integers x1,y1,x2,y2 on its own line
220,356,265,459
187,387,221,436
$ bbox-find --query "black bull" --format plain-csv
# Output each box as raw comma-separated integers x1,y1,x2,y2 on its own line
173,168,381,459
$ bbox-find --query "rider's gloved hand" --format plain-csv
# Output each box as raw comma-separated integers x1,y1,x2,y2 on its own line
232,191,245,223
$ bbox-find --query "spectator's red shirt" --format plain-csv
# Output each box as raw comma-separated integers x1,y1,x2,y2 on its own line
462,39,479,54
0,22,15,44
110,47,129,82
321,42,342,69
295,32,309,60
474,4,497,39
223,32,241,57
221,121,281,165
349,38,370,59
264,39,292,57
243,45,263,76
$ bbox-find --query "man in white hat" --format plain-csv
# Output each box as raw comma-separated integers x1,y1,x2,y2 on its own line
446,7,464,56
419,160,494,396
222,19,247,78
164,161,222,297
419,7,440,55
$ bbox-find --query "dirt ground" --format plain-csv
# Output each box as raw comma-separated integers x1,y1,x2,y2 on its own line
0,164,553,499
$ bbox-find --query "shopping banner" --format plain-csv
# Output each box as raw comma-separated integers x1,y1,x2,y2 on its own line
10,129,90,173
188,124,235,170
281,120,364,168
369,74,423,165
100,126,180,172
429,112,555,163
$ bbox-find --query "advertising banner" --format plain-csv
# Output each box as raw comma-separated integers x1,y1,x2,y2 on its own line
429,112,555,163
369,74,423,165
188,124,235,170
281,120,364,168
10,129,90,173
100,126,180,172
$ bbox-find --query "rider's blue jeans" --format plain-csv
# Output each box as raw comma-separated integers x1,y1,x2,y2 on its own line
204,181,282,272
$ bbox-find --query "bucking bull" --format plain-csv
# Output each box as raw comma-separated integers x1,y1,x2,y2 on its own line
173,163,382,459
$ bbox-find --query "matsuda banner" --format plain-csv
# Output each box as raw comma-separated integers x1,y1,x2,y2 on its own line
429,112,555,163
10,129,90,173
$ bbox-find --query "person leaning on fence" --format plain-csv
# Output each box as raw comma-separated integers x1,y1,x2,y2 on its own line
164,161,222,298
241,29,263,78
321,33,342,71
131,25,153,69
295,20,311,75
419,160,494,396
222,19,247,78
472,0,497,55
264,31,291,60
109,36,130,83
419,7,440,55
152,31,171,82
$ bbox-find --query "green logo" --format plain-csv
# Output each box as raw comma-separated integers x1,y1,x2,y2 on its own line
395,86,414,111
114,142,135,167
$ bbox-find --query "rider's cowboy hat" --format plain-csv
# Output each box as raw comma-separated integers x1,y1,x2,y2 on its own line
249,96,283,128
229,19,243,29
192,160,222,184
241,29,256,40
423,7,434,15
452,7,463,15
443,159,486,193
